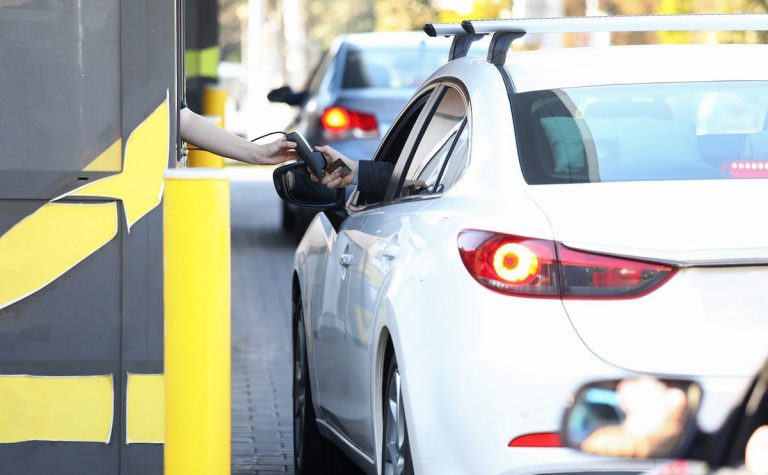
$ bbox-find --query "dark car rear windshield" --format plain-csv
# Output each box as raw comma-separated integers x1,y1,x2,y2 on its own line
511,81,768,184
342,45,447,90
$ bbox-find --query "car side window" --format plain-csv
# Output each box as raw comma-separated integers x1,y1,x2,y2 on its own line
349,91,433,209
433,119,470,193
397,87,468,198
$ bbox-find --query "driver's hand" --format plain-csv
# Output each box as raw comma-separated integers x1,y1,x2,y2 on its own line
312,145,357,188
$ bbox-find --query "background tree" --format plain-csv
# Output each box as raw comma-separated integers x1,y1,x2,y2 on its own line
374,0,439,32
438,0,510,23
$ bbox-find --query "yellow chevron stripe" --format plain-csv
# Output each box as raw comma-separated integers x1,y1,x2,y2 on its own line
0,202,118,310
0,375,113,443
126,373,165,444
83,138,123,172
0,97,169,310
72,98,169,228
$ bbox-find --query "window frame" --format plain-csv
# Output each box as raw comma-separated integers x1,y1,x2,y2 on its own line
385,81,471,204
347,85,441,212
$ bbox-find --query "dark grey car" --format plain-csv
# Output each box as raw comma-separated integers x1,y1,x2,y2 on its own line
269,31,451,238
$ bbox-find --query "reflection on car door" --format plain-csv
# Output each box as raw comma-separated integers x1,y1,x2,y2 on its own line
340,85,471,455
312,214,370,434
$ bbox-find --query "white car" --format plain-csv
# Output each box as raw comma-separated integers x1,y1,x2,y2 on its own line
275,14,768,475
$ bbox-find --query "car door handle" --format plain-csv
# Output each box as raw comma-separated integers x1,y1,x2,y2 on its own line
340,253,353,267
382,244,400,260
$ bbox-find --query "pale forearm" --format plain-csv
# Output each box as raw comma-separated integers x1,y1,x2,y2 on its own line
180,108,261,163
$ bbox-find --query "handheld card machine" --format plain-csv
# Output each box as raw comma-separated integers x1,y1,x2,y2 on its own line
285,132,327,179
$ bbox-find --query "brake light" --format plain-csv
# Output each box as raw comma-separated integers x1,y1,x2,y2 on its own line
458,231,559,297
508,432,563,447
725,161,768,178
458,230,676,299
321,106,378,140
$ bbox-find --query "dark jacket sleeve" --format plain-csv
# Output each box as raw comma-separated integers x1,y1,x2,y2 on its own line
357,160,395,200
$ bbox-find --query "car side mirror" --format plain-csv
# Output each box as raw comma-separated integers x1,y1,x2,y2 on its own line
273,162,346,210
561,377,703,460
266,86,307,106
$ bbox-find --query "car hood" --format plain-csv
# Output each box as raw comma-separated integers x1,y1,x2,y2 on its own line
525,179,768,377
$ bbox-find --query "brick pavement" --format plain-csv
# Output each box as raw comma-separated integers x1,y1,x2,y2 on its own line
230,174,296,474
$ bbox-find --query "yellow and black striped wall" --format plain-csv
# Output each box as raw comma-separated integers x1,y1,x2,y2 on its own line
0,1,180,473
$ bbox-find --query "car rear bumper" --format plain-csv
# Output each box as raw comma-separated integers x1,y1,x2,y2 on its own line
391,269,750,474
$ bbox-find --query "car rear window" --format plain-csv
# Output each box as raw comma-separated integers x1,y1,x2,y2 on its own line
511,81,768,184
342,45,447,90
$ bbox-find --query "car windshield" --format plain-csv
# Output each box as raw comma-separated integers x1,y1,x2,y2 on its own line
342,45,447,90
511,81,768,184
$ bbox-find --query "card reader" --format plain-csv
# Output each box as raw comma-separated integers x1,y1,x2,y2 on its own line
285,132,327,179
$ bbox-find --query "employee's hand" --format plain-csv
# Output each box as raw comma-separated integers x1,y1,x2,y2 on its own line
313,145,357,188
251,138,297,165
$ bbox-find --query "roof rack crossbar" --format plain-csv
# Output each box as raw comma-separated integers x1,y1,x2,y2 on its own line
462,14,768,35
423,23,466,37
424,23,488,60
426,14,768,66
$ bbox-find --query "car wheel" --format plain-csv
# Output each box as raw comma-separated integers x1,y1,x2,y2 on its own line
382,356,414,475
293,299,331,474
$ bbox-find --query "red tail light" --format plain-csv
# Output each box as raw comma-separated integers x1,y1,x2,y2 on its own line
458,230,676,299
321,106,378,140
508,432,563,447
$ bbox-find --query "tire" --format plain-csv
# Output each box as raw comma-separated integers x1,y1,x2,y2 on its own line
382,356,414,475
293,298,360,474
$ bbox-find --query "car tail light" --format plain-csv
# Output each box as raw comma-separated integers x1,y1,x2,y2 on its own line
557,244,676,298
725,161,768,178
508,432,563,447
458,230,676,299
321,106,378,140
458,231,559,297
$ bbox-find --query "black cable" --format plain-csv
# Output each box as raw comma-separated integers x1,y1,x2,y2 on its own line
185,131,287,152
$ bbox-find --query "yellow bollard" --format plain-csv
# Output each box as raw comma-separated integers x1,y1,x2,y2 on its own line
187,115,225,168
202,86,229,129
164,168,231,475
188,86,230,168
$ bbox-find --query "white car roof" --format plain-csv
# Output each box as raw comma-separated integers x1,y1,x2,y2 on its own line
504,43,768,92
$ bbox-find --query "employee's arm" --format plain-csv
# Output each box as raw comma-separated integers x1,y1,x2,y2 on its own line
180,108,296,165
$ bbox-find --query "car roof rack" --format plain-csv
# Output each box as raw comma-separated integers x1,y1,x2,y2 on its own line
425,13,768,65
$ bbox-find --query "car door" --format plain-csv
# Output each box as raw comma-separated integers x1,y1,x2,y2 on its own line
311,87,439,453
312,211,371,433
341,84,472,456
313,86,435,440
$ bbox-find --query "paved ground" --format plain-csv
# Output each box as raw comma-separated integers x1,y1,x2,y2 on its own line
229,168,296,474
